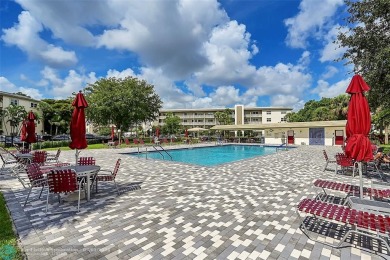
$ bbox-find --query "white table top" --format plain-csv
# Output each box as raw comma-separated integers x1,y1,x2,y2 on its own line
57,165,101,173
15,153,32,158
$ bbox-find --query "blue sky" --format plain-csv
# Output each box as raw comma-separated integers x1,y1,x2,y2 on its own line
0,0,352,110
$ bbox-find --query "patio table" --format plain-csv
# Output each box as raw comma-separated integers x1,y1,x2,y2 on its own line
15,153,32,165
53,165,100,201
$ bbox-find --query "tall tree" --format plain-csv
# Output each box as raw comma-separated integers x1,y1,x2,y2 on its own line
286,95,349,122
214,109,233,125
336,0,390,110
1,104,27,136
372,107,390,144
39,99,73,134
85,77,162,134
162,113,181,135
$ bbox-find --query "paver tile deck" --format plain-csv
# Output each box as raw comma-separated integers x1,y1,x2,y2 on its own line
0,144,388,259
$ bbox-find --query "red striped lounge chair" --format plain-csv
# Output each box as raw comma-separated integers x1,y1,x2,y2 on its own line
297,198,390,254
313,179,390,202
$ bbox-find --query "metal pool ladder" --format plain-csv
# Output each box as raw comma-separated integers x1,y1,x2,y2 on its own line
149,145,173,160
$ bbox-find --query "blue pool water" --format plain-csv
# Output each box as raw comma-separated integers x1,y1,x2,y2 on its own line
129,145,277,166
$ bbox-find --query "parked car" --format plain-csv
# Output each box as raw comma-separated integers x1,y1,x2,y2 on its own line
38,134,52,141
2,136,23,147
86,134,111,141
52,134,70,141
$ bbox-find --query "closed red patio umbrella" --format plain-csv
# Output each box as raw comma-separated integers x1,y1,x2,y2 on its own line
111,126,115,141
156,127,160,138
344,75,373,198
20,120,27,141
20,120,27,149
25,111,37,147
185,128,188,138
69,91,89,164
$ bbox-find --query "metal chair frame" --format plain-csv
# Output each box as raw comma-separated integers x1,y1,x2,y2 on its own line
24,163,47,206
95,158,121,195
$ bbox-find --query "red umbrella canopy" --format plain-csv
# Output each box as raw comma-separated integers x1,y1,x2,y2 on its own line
185,128,188,138
345,75,373,162
111,126,115,141
25,111,37,143
20,120,27,141
69,91,89,150
156,128,160,137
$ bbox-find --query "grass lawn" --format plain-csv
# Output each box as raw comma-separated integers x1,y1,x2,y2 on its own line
0,193,23,260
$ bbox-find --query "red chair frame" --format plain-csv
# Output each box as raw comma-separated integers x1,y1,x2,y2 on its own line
46,169,85,213
297,198,390,253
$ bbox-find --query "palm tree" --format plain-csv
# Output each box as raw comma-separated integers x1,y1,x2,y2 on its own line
331,94,349,120
50,114,66,135
1,104,27,136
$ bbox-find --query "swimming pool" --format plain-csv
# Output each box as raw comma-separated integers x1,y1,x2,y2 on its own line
128,145,278,166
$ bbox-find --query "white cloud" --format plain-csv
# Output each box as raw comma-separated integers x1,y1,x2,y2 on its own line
1,0,344,110
311,78,351,98
195,20,257,86
321,66,339,79
15,0,112,46
319,25,347,62
284,0,343,48
0,77,18,93
106,68,136,79
19,87,44,100
38,67,97,98
209,86,242,106
0,76,43,99
97,0,229,78
1,11,77,67
271,94,299,108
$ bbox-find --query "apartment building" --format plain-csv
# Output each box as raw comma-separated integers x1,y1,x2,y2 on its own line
156,105,292,129
0,91,43,135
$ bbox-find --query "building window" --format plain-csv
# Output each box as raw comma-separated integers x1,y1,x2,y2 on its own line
281,111,287,114
267,118,271,122
252,111,258,114
183,120,187,122
266,111,271,115
31,103,37,108
208,119,213,122
281,117,287,122
10,99,18,105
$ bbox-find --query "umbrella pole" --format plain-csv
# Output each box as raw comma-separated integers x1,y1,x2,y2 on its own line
358,162,363,199
75,149,80,165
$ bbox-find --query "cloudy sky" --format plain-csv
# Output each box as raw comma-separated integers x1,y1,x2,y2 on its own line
0,0,352,110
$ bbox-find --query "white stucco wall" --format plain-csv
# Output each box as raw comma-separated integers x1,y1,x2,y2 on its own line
263,126,346,146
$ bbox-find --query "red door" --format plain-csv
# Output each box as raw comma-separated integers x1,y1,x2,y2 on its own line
287,130,294,144
335,130,344,145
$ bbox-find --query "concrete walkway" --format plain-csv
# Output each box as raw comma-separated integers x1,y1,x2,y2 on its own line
0,144,388,259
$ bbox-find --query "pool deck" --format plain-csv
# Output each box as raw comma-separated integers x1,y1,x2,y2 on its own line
0,144,388,259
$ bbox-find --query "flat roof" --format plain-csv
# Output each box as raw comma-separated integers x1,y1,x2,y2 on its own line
160,107,293,112
0,91,40,102
211,120,347,130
